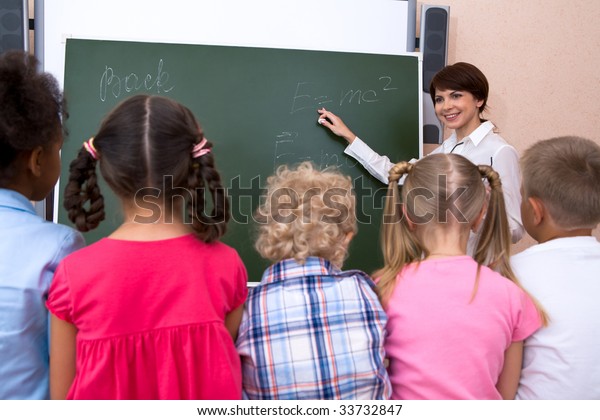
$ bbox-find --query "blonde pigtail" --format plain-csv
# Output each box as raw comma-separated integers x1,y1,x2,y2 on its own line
475,165,549,326
474,165,513,276
375,161,423,306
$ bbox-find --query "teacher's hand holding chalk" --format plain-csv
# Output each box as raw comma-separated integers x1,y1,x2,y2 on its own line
317,108,356,144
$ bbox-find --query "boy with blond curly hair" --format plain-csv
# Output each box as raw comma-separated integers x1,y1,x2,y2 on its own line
236,162,390,399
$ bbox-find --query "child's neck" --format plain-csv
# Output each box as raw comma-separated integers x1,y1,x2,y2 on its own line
530,212,594,244
3,170,36,201
421,227,469,260
426,246,466,260
110,202,193,241
109,221,192,241
535,227,593,244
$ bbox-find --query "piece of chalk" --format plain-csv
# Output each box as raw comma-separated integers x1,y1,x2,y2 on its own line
318,119,326,124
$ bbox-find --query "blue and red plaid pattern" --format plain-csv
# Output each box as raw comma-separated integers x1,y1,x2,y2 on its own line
236,257,391,399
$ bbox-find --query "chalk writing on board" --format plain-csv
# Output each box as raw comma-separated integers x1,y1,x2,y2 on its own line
99,59,174,102
274,131,303,168
273,131,358,171
319,150,343,169
290,75,399,114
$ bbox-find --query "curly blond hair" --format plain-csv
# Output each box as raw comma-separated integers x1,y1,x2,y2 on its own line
254,161,356,268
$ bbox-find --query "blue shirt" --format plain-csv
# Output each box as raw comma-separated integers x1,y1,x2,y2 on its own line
236,257,391,400
0,189,84,399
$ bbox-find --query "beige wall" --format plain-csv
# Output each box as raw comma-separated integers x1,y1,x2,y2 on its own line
419,0,600,251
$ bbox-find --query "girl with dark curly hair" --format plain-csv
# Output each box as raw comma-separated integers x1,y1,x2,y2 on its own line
0,50,84,399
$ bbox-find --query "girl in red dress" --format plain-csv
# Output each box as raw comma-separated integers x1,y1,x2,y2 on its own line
47,95,247,399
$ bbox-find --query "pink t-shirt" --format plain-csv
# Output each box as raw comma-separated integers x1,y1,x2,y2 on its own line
47,234,247,399
384,256,540,400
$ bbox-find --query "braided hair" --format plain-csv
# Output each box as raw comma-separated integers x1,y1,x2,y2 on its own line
63,95,229,242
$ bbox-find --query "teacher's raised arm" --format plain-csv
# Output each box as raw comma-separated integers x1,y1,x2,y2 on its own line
317,108,357,144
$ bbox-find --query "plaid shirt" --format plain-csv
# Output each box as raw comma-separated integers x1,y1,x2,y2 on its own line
236,257,391,400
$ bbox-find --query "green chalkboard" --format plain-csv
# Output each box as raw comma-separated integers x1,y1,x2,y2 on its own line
59,38,420,281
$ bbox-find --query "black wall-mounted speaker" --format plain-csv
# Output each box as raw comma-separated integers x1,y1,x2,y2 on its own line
420,4,449,144
0,0,28,54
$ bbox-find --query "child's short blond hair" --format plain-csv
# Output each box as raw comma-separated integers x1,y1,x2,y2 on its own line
254,161,356,268
521,136,600,229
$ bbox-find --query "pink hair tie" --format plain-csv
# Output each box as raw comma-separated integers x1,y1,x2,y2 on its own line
192,137,211,158
83,137,99,160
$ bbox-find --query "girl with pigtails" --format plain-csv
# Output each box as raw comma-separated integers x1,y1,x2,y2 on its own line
46,95,248,399
376,153,547,400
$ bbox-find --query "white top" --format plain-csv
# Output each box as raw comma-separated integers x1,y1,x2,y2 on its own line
344,121,524,243
511,236,600,400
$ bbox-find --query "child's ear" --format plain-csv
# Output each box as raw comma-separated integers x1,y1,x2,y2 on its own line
343,231,354,247
27,146,44,178
401,204,417,231
471,199,488,233
528,196,545,226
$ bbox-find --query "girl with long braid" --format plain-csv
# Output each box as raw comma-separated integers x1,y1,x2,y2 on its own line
47,95,247,399
376,153,547,400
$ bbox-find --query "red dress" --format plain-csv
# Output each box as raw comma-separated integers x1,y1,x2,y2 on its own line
47,234,247,399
